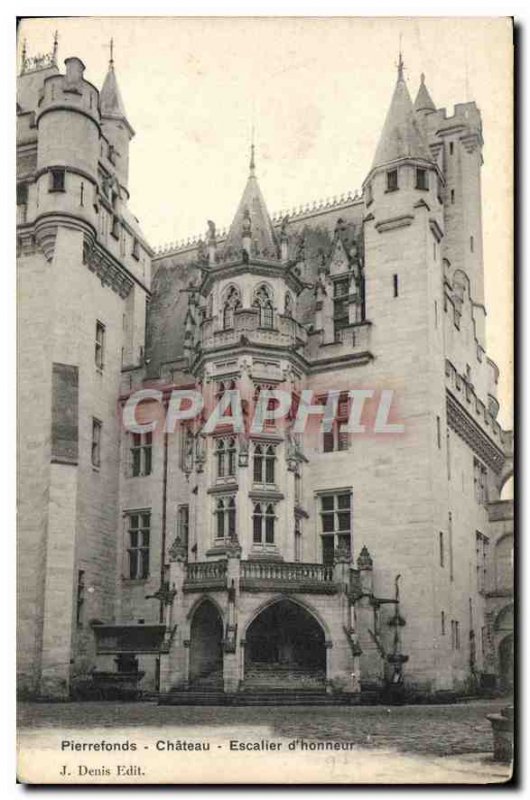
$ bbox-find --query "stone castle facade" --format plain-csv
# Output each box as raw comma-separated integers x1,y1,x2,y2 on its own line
17,41,513,701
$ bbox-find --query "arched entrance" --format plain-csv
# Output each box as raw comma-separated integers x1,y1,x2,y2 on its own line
244,599,326,690
189,600,223,687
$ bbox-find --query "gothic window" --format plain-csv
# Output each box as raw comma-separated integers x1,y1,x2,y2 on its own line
252,502,276,545
333,278,349,338
126,511,150,580
319,492,351,565
323,421,350,453
253,284,274,329
253,383,277,428
253,443,276,484
222,286,241,329
130,432,152,477
215,496,236,539
215,436,237,478
321,393,350,452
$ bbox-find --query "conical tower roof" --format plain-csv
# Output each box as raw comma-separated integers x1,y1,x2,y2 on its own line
223,146,279,260
371,57,433,170
100,52,129,123
414,73,436,113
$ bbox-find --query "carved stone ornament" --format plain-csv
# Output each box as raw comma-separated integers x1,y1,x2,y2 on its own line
168,536,187,563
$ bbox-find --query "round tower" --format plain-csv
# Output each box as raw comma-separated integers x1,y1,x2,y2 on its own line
35,56,100,232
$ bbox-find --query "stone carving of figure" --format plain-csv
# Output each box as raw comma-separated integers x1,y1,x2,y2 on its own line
280,215,289,240
242,207,252,235
207,219,216,242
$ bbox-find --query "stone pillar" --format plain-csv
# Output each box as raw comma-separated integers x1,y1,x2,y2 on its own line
223,540,241,693
159,537,187,693
355,546,384,687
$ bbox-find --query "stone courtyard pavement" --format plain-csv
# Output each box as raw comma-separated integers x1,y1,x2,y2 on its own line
17,698,513,785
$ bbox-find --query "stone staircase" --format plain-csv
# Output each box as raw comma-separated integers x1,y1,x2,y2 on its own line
160,662,363,705
242,663,326,691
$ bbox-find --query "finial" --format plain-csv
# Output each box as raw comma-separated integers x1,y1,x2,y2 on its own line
52,30,58,63
420,72,425,84
397,50,404,82
249,123,256,176
109,37,114,67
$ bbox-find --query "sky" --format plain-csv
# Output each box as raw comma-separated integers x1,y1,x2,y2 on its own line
17,17,513,426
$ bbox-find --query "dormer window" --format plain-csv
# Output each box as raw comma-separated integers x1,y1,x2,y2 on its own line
416,168,428,190
49,168,65,193
386,169,398,192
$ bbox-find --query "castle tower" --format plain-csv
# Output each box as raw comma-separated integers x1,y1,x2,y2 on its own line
360,57,449,685
99,42,135,196
17,42,152,698
414,74,486,333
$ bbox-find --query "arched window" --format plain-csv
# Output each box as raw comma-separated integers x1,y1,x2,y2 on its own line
253,284,274,329
216,496,236,539
253,443,276,484
252,502,276,544
222,286,241,330
265,445,276,483
215,436,237,478
253,444,263,483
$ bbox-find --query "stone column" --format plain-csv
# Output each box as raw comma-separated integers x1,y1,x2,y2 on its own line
159,536,187,693
223,539,242,693
355,546,384,687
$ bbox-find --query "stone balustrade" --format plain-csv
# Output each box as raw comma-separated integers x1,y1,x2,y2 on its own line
184,560,228,592
240,560,337,594
182,558,340,594
198,310,307,353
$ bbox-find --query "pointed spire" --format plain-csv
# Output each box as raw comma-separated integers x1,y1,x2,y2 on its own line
223,149,278,260
100,41,133,134
370,63,433,171
397,49,404,83
414,73,436,114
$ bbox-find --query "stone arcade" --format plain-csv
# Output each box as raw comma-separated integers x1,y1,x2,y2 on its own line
17,39,513,701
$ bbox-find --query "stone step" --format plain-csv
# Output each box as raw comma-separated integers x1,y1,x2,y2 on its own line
160,690,360,707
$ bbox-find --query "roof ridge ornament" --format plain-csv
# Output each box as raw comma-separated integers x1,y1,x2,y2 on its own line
20,29,59,75
396,49,405,83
